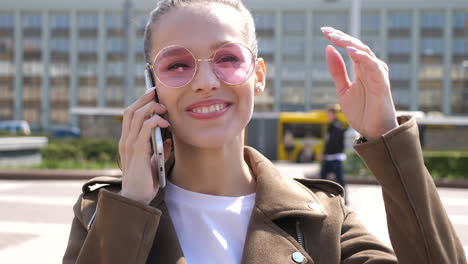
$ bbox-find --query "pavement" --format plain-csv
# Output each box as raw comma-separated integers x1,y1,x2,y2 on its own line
0,163,467,263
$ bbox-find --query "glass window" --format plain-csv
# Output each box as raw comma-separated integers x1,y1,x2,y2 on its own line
388,38,411,55
313,13,349,33
361,13,380,33
23,14,42,29
388,12,411,29
418,64,443,79
78,62,97,77
453,38,467,55
283,13,305,33
421,12,444,29
311,38,330,58
78,38,98,53
0,61,13,76
23,61,43,76
420,38,443,56
254,13,274,31
0,37,13,53
389,63,410,80
282,61,305,79
50,62,70,77
0,14,14,28
107,62,124,76
106,14,122,29
453,12,468,29
283,38,304,57
257,37,274,55
23,38,42,52
50,14,69,29
50,38,70,52
135,13,148,31
78,14,98,29
107,38,123,53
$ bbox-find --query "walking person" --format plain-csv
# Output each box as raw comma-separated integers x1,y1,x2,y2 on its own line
63,1,466,263
320,104,347,195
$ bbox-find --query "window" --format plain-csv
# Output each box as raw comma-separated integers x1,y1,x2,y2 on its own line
361,13,380,33
421,12,444,29
107,38,123,53
388,39,411,55
313,13,349,33
453,12,468,29
106,14,123,29
389,63,410,80
282,61,305,79
283,13,305,33
388,12,411,30
107,62,124,77
420,38,443,56
0,14,13,28
79,38,98,53
78,14,98,29
23,14,41,29
23,38,41,52
453,38,467,55
51,38,69,52
50,14,69,29
282,38,304,57
254,13,274,31
78,62,97,77
257,37,274,55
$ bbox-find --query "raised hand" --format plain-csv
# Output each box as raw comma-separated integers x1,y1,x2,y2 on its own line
321,27,398,140
118,88,171,204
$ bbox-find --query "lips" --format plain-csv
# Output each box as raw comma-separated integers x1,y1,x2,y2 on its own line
185,99,231,119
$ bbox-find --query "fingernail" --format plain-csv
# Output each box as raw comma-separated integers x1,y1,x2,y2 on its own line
346,46,359,53
159,104,167,110
329,33,343,41
320,26,335,33
145,87,156,95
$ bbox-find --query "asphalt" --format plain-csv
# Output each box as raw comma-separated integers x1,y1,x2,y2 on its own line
0,163,467,188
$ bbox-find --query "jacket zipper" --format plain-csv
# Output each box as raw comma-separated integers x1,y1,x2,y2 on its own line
295,219,304,248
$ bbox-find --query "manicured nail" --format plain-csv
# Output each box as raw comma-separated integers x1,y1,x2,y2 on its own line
346,46,359,53
159,104,167,110
145,87,156,95
329,33,343,41
320,26,335,33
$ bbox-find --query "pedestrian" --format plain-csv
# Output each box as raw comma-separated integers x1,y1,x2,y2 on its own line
319,104,347,195
63,0,467,263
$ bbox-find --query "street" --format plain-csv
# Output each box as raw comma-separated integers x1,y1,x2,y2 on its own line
0,179,467,263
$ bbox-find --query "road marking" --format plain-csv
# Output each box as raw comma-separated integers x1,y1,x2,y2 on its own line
0,195,76,206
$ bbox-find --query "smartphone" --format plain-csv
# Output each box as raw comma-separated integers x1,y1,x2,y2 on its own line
144,64,166,189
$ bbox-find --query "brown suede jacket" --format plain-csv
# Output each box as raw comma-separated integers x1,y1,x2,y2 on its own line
63,117,467,264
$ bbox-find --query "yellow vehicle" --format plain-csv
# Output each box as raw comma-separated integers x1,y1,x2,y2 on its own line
277,110,348,161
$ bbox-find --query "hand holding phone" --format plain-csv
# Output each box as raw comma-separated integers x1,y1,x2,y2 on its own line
145,65,167,189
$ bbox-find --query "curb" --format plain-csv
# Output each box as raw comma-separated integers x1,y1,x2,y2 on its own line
1,169,467,189
304,174,468,189
0,169,122,180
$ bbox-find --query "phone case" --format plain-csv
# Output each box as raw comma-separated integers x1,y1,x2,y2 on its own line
145,65,167,189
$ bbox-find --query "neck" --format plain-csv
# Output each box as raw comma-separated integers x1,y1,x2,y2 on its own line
169,135,256,197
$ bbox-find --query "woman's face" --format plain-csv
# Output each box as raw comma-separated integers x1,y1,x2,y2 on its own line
150,3,265,149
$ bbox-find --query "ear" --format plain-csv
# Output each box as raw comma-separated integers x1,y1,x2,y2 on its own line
254,58,266,96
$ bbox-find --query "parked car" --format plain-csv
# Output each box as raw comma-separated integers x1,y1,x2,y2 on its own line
49,126,81,139
0,120,31,135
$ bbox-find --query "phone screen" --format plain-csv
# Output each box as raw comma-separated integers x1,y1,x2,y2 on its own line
144,64,167,188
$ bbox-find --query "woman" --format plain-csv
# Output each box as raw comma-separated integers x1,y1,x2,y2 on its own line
63,0,466,263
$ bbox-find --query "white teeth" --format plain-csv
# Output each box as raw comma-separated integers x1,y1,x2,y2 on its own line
192,104,227,114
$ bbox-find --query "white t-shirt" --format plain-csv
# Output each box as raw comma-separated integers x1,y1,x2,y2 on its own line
164,181,256,264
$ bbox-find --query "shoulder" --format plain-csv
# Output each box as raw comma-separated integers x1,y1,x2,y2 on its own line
73,176,122,230
294,178,344,198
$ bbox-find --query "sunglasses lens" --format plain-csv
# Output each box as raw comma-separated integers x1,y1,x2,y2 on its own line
154,46,196,87
213,43,255,85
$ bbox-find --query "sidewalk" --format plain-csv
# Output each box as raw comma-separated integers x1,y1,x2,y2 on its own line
0,162,467,188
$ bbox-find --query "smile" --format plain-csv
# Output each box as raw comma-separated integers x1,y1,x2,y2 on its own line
191,104,228,114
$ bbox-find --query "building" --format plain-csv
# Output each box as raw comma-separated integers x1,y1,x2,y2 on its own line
0,0,467,134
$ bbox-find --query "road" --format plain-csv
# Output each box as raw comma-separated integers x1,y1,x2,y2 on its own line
0,179,467,263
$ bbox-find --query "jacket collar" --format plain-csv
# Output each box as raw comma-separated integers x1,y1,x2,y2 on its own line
244,146,327,220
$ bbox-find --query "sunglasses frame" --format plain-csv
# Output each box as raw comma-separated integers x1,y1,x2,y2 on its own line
148,42,257,89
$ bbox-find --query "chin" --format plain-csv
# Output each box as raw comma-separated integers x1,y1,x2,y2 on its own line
176,129,243,150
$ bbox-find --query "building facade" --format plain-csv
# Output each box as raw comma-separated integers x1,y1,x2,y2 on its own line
0,0,467,131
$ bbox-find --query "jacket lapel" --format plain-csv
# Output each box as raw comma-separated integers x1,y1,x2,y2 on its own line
241,147,328,264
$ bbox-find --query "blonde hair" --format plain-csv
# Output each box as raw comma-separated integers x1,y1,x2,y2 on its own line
143,0,258,63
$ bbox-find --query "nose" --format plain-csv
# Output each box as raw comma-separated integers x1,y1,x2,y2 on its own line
190,60,220,93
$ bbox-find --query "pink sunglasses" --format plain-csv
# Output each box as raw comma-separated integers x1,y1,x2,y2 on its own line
149,42,256,88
